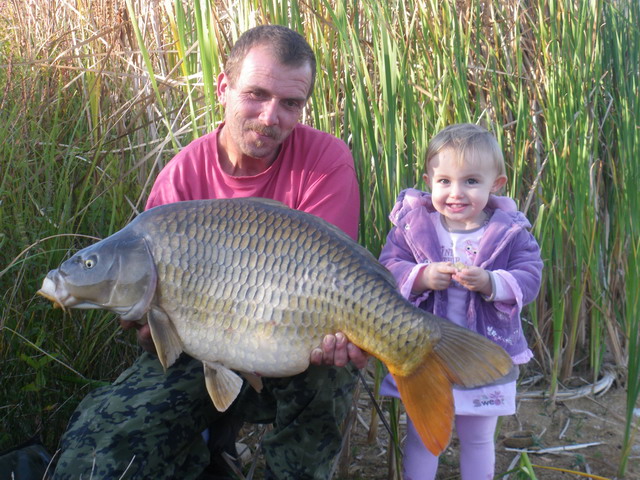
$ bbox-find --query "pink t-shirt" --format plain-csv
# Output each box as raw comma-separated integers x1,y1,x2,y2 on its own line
146,123,360,240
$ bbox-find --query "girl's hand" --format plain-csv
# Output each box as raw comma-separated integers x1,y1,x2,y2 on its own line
414,262,457,292
453,266,493,296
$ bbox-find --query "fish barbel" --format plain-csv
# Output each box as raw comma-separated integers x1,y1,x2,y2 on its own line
37,197,512,455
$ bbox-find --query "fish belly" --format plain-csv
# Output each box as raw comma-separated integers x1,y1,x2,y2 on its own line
174,310,321,377
156,273,334,377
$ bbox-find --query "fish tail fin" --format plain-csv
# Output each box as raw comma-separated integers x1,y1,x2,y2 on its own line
391,321,513,456
391,354,454,456
434,321,513,387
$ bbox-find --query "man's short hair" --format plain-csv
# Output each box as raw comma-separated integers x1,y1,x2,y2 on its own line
225,25,317,98
425,123,506,176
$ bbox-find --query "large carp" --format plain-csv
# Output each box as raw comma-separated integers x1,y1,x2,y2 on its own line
38,197,512,455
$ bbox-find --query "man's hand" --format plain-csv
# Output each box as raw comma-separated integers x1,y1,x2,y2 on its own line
310,332,369,369
120,319,157,354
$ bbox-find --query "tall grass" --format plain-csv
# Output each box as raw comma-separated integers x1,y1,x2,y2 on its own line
1,0,638,476
602,1,640,475
0,0,162,449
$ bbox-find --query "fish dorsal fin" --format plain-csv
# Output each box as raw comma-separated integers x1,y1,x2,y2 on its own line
239,197,290,209
203,362,243,412
147,306,184,371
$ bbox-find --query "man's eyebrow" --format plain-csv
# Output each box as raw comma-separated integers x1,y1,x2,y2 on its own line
284,95,308,104
245,86,307,103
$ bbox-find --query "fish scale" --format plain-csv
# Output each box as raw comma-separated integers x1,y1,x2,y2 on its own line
147,202,373,363
38,196,513,456
152,206,329,372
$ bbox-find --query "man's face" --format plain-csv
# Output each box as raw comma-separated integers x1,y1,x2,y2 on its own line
217,45,312,166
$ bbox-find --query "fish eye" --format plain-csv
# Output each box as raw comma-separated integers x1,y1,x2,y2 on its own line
84,257,97,269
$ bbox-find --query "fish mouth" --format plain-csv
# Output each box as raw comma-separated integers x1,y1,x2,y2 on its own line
37,274,139,316
37,276,68,310
37,288,65,310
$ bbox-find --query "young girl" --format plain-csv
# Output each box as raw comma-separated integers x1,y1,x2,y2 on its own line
379,123,543,480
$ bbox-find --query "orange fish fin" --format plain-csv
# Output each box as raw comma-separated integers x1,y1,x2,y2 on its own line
391,354,454,456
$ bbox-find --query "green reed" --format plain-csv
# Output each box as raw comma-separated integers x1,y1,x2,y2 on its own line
602,1,640,475
1,0,638,476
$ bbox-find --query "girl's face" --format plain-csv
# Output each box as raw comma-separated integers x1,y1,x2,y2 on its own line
424,148,507,230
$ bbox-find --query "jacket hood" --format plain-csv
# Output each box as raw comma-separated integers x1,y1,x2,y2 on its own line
389,188,530,229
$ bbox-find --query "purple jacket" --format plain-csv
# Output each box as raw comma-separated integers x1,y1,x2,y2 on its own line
379,188,543,357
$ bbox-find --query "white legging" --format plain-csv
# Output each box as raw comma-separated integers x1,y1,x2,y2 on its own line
403,414,498,480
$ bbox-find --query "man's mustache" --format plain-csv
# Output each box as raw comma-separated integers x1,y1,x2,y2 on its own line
247,124,279,139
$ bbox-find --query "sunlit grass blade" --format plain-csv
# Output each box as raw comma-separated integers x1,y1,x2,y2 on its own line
125,0,178,152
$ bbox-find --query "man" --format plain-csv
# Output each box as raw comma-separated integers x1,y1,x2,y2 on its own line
52,25,367,480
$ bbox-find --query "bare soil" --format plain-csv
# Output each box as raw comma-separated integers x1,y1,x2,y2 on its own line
339,373,639,480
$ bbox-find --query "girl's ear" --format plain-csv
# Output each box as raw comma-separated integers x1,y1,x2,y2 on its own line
491,175,507,193
422,173,431,190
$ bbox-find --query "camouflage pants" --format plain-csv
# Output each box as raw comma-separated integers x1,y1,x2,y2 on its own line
52,352,356,480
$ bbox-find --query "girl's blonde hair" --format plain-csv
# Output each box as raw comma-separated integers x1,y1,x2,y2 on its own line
425,123,506,176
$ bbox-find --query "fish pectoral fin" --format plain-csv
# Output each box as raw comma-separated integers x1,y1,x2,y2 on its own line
391,354,454,457
241,372,263,393
147,307,183,371
203,363,243,412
